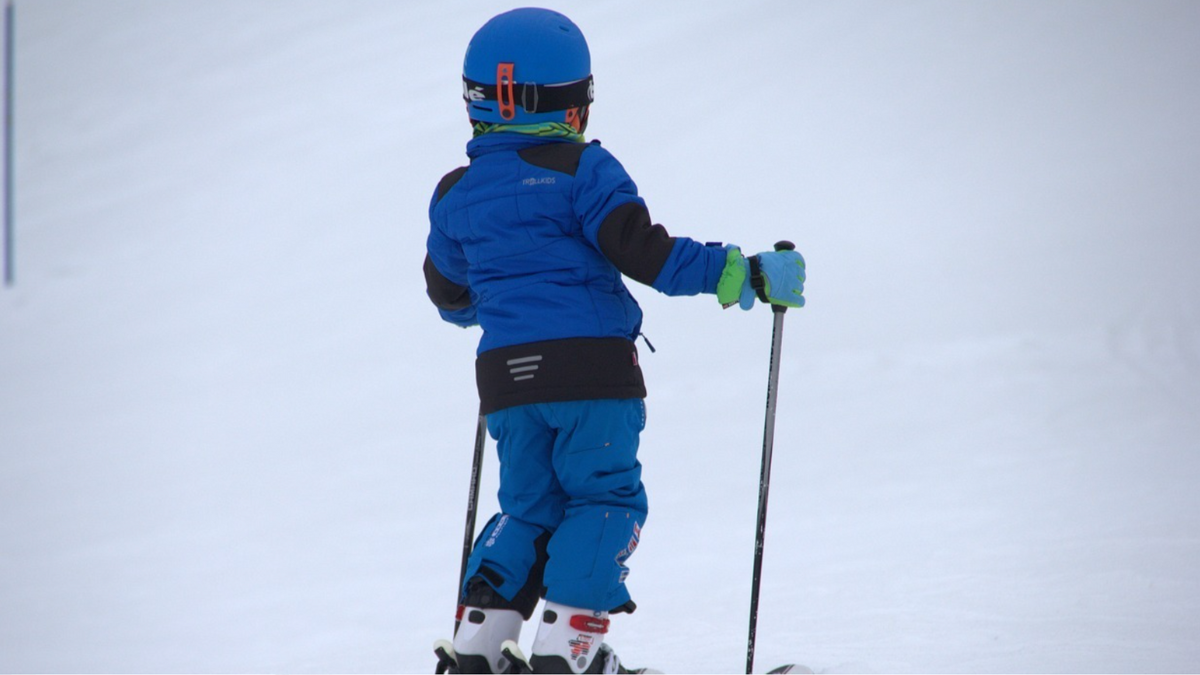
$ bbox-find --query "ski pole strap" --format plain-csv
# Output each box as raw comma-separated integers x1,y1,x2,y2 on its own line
463,74,594,114
748,255,769,303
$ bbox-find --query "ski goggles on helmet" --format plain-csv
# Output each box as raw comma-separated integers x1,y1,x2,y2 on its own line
463,62,594,123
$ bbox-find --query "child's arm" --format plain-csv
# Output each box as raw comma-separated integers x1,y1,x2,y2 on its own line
423,250,477,328
575,145,728,297
575,145,806,310
425,168,479,328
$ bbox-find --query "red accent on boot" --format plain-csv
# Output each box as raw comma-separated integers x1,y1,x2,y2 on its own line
568,614,610,634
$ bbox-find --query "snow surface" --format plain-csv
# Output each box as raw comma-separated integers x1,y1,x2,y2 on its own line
2,0,1200,672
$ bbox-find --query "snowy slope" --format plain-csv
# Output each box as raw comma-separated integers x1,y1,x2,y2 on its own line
2,1,1199,672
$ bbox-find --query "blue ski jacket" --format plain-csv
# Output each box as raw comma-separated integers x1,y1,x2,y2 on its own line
425,133,729,413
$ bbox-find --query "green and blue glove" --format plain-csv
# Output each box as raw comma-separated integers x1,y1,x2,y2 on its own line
717,244,806,310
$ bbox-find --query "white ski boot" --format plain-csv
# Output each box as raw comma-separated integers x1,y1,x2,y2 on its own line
528,601,638,674
452,606,524,674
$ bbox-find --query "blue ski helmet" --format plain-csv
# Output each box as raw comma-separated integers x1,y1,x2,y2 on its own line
463,8,593,131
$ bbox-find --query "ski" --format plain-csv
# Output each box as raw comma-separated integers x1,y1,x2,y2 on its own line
434,639,457,674
433,638,524,674
498,639,665,674
499,640,531,673
766,664,814,674
431,639,536,674
441,636,748,674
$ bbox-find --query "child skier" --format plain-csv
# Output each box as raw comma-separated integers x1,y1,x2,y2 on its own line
424,8,806,674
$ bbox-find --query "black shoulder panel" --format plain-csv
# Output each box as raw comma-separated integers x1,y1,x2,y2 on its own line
517,142,590,176
596,201,676,287
435,166,469,202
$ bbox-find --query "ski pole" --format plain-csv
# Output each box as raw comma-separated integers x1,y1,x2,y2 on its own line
457,414,487,630
746,241,794,674
437,415,488,674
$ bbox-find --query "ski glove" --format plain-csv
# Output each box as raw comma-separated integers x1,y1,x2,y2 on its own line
754,248,806,308
716,246,806,310
717,246,757,310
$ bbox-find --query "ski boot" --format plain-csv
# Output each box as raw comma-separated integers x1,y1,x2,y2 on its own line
520,601,650,674
444,605,524,673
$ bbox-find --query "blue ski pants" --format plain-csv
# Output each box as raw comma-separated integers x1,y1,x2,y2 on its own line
462,398,648,613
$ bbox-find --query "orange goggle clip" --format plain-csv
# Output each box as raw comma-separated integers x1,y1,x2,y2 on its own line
496,62,516,121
